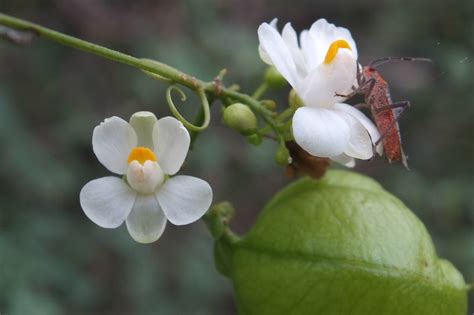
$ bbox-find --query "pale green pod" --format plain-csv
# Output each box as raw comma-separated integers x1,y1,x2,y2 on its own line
221,170,468,315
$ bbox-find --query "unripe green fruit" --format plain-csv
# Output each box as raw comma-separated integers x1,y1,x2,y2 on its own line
223,103,258,135
222,171,467,315
264,66,287,88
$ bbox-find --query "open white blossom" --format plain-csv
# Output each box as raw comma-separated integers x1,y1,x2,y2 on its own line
80,112,213,244
258,18,382,167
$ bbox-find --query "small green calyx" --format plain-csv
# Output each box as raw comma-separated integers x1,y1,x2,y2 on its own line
275,142,290,165
203,202,239,278
288,89,304,109
246,133,262,145
204,202,235,240
264,66,287,88
223,103,258,135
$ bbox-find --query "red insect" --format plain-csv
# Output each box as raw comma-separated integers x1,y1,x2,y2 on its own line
338,57,432,169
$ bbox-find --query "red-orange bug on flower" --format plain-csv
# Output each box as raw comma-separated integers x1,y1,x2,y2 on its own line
338,57,432,169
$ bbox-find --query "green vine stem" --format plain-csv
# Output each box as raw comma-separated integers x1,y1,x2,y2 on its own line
0,12,280,136
252,82,269,100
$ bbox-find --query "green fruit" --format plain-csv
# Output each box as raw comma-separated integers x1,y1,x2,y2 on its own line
223,170,467,314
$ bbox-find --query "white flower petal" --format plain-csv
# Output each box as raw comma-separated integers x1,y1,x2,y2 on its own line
331,153,356,168
300,50,357,107
300,29,317,70
308,18,358,67
258,22,299,88
80,176,136,228
126,194,167,244
292,107,350,158
93,116,137,175
258,18,278,65
153,117,190,176
282,23,307,78
156,176,213,226
336,109,374,160
334,103,383,155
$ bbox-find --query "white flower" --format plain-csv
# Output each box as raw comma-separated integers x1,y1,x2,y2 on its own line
258,18,382,167
80,112,213,244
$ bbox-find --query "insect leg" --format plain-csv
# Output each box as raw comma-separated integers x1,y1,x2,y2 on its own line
373,101,411,114
354,103,370,110
374,101,410,146
335,78,376,99
356,62,363,86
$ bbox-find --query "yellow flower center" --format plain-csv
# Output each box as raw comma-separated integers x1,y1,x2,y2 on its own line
323,39,352,64
128,147,157,165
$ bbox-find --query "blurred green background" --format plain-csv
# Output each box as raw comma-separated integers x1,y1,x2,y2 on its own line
0,0,472,314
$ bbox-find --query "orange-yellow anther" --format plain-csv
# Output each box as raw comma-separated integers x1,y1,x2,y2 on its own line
323,39,352,64
128,147,157,164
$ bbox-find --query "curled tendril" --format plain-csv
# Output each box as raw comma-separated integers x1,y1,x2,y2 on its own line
166,85,210,132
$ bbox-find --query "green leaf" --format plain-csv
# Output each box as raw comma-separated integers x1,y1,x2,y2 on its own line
228,170,467,314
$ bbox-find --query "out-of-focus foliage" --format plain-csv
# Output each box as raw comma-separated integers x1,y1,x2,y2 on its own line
0,0,472,314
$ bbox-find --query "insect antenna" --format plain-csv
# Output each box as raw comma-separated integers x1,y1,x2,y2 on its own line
369,57,432,68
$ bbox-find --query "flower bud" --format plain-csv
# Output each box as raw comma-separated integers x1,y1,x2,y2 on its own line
288,89,304,109
261,99,277,111
129,111,158,148
205,201,235,239
275,142,290,165
264,66,287,88
223,103,258,135
246,133,262,145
